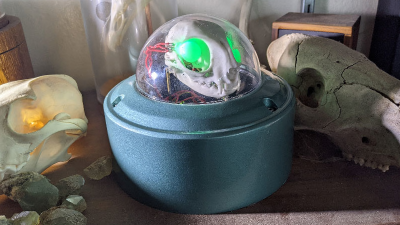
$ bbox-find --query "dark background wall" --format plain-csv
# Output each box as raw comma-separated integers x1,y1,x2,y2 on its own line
369,0,400,79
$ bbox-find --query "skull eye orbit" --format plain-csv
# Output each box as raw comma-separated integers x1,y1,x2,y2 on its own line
297,68,325,108
175,38,210,72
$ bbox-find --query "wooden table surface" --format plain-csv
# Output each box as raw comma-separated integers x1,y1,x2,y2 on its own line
1,91,400,224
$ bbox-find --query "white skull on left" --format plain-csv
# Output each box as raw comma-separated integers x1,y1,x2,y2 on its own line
0,75,88,181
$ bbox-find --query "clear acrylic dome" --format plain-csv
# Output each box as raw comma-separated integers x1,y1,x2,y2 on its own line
135,14,261,104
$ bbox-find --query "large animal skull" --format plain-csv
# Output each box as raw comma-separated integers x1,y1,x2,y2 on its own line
0,75,88,181
165,20,240,98
267,34,400,172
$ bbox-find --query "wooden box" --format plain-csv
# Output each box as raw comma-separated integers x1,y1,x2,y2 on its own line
272,12,361,49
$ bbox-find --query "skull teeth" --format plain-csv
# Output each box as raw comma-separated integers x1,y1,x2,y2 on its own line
343,153,353,161
342,153,390,172
361,159,389,172
378,164,390,172
194,80,217,88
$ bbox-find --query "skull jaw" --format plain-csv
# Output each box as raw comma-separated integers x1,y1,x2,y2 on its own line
0,116,87,181
17,133,83,174
174,71,241,99
296,126,400,172
293,84,400,172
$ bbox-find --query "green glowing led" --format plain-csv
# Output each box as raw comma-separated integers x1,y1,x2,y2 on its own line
175,38,210,71
227,36,233,49
233,49,241,63
226,36,242,63
178,39,202,63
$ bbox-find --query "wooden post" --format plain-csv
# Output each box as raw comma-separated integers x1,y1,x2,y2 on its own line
0,15,34,85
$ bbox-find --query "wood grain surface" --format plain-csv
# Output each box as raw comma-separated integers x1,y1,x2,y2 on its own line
272,12,360,49
1,91,400,224
0,15,34,84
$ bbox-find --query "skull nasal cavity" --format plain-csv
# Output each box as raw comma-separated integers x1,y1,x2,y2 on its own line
297,68,325,108
362,137,370,144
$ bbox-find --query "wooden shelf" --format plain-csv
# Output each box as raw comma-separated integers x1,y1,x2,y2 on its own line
1,90,400,224
272,12,361,49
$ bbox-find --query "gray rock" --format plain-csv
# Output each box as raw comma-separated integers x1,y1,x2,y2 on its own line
61,195,87,213
0,172,58,214
55,175,85,201
83,155,113,180
0,215,11,225
15,178,59,214
0,172,45,201
40,208,87,225
10,211,40,225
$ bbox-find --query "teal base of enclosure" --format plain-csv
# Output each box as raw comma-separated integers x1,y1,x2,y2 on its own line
104,72,295,214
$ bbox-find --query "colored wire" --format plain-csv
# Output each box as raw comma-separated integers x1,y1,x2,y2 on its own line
165,90,206,104
144,43,171,98
144,42,206,104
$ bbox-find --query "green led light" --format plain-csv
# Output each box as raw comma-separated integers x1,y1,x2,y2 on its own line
175,38,211,71
226,36,241,63
178,39,202,63
233,49,241,63
227,36,233,49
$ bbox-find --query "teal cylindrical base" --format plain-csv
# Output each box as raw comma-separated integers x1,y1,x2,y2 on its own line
104,72,295,214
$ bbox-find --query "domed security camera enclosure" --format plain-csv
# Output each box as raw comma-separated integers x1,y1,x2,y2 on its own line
135,14,261,104
104,14,295,214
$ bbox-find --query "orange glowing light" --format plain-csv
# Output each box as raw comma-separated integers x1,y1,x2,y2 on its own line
29,120,45,130
21,107,47,132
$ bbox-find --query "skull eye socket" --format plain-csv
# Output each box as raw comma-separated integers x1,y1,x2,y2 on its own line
175,38,211,72
297,68,325,108
8,99,50,134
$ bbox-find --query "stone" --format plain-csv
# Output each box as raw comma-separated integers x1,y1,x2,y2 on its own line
0,215,11,225
10,211,39,225
55,175,85,201
0,172,44,201
15,179,59,214
40,208,87,225
83,155,113,180
0,172,58,213
61,195,87,213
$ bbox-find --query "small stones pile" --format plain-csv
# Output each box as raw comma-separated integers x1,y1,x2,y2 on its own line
0,211,39,225
0,172,86,225
0,155,113,225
